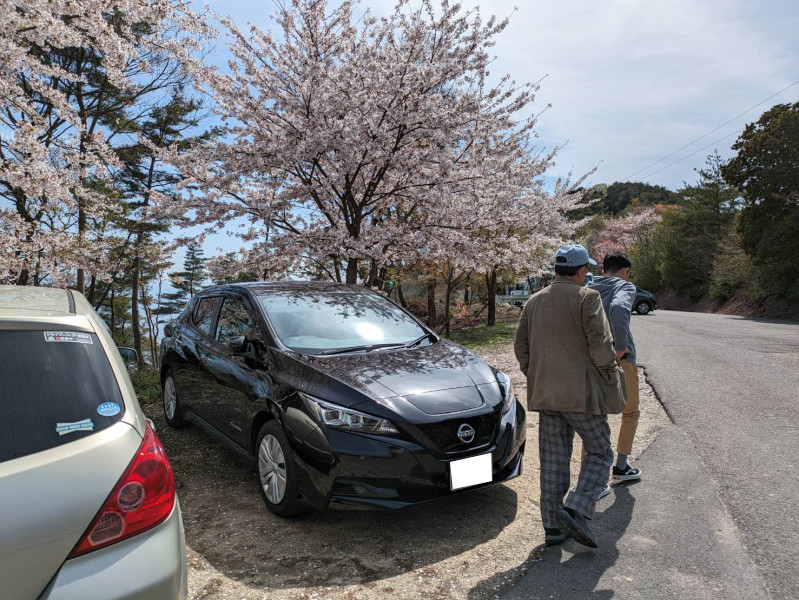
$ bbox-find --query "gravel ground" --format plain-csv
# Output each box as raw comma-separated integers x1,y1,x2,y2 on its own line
143,343,671,600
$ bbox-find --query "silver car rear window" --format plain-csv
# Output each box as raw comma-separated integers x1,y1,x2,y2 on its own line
0,330,125,462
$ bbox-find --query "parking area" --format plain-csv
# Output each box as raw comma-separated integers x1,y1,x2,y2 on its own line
143,346,670,600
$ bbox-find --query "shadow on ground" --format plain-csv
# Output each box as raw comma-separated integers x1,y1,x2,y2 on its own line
470,482,636,600
145,403,518,592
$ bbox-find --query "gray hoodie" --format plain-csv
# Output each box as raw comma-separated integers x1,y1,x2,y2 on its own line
587,276,637,364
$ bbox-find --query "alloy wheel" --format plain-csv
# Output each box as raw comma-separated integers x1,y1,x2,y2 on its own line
163,376,177,420
637,301,651,315
258,434,287,504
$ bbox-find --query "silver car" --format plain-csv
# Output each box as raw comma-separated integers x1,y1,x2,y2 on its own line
0,286,187,600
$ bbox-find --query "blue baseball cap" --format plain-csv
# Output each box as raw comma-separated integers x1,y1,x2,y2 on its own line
555,244,597,268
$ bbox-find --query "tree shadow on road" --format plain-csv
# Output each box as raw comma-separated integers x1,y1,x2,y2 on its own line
469,482,636,600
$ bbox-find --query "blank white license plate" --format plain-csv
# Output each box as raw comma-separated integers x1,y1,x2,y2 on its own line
449,452,493,491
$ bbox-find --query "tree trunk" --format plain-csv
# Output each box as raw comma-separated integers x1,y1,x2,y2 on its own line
346,258,359,285
109,288,116,340
142,281,160,370
485,268,498,327
131,245,143,366
426,282,437,327
15,269,29,286
76,197,87,295
444,284,452,339
396,283,408,309
365,259,378,288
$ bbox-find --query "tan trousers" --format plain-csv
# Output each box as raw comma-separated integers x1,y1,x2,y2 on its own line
580,359,641,460
616,359,640,456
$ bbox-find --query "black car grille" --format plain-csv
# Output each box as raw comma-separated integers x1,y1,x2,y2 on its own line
414,412,498,455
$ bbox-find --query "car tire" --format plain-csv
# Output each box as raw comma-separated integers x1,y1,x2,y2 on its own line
635,301,652,315
255,420,306,517
162,372,186,428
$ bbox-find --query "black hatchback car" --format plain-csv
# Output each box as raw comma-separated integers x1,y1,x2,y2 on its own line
160,282,525,516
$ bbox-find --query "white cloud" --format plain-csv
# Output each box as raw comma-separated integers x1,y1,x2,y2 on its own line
485,0,799,188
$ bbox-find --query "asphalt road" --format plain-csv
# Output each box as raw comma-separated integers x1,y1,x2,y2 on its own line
634,310,799,600
502,309,799,600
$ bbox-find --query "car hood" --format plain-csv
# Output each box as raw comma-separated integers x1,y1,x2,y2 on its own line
272,340,500,417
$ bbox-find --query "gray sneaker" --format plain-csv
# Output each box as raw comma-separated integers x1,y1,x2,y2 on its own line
596,484,611,500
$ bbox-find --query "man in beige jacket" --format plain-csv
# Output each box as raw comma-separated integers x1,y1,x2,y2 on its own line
514,244,626,548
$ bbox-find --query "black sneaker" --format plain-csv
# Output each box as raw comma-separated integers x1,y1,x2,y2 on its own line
544,527,570,546
556,508,598,548
612,464,642,481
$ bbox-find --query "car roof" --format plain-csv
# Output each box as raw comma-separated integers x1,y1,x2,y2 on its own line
0,285,75,317
208,281,366,296
0,286,101,333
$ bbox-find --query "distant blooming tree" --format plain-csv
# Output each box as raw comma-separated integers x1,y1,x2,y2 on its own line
0,0,207,289
589,207,661,264
170,0,586,286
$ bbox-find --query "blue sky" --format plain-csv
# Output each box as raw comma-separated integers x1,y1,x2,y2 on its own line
191,0,798,258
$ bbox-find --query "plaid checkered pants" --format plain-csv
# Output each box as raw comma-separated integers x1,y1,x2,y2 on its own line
538,410,613,529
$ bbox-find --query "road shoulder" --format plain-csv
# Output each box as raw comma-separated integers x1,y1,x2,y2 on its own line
497,424,768,600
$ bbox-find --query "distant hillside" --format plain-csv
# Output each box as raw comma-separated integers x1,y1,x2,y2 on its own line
569,181,678,219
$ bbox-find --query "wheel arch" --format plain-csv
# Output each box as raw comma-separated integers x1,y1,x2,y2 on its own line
250,408,279,455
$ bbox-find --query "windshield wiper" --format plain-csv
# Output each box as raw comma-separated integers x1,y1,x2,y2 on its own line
320,342,406,356
403,332,435,349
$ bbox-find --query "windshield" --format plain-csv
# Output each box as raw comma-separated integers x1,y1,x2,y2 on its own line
257,291,428,354
0,330,125,462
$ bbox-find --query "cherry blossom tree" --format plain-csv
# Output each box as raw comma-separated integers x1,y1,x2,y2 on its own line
172,0,586,286
588,207,662,265
0,0,207,289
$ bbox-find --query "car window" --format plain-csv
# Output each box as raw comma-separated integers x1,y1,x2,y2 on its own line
0,330,125,463
257,291,427,354
177,297,196,324
215,297,256,345
192,297,219,336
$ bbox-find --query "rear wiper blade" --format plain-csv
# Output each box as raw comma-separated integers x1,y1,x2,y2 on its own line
320,342,405,356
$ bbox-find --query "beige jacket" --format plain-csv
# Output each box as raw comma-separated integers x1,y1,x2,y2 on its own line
513,279,627,415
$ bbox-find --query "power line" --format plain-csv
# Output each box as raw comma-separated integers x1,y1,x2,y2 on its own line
637,127,744,181
625,79,799,181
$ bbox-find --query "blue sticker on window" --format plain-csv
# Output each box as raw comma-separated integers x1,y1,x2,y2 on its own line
97,402,121,417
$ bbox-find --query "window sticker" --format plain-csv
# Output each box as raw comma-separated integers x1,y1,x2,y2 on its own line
44,332,93,344
97,402,121,417
55,419,95,436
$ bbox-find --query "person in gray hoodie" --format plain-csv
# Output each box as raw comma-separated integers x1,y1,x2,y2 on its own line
588,252,642,481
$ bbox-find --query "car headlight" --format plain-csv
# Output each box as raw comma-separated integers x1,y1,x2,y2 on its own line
496,371,515,415
299,392,400,436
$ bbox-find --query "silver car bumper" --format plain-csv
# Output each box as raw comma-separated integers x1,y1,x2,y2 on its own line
39,500,187,600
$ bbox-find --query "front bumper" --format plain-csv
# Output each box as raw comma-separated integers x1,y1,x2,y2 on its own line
288,399,527,510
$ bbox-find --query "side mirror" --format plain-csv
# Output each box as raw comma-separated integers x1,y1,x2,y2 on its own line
228,335,247,353
118,347,138,365
163,323,174,337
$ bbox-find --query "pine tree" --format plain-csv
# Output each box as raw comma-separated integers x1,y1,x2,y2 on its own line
116,90,208,363
162,242,208,316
